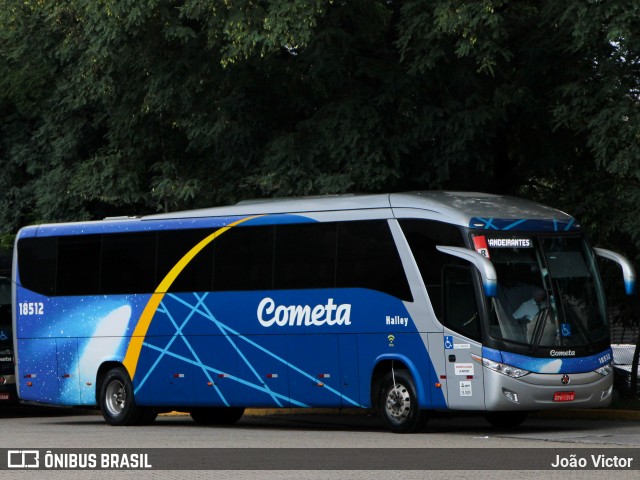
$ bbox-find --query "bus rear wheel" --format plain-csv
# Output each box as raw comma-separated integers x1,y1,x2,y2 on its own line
190,407,245,425
378,369,428,433
100,367,156,426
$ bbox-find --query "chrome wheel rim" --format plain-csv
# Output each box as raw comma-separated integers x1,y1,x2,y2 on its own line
104,380,126,417
386,383,411,422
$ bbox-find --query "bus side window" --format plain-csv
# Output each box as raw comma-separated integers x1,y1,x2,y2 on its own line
101,232,157,294
17,237,57,296
399,219,466,320
337,221,412,301
274,223,336,290
214,225,274,291
57,235,101,295
158,229,214,293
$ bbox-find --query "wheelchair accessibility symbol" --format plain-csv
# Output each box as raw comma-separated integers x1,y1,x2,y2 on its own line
0,331,7,341
444,336,454,350
561,323,572,337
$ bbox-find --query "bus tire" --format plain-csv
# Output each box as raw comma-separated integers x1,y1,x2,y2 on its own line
190,407,245,425
378,369,428,433
100,367,148,426
484,411,528,429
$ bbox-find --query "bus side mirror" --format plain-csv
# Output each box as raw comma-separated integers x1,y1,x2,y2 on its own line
594,247,636,295
436,246,498,297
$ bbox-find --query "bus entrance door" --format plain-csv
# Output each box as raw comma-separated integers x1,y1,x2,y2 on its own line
443,331,485,409
441,266,485,410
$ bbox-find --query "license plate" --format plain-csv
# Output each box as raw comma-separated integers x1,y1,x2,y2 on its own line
0,392,10,401
553,391,575,402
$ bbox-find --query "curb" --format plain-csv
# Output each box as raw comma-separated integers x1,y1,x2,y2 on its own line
162,407,640,421
160,408,374,417
243,408,640,421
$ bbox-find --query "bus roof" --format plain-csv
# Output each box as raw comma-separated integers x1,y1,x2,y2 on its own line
145,191,575,225
18,191,577,237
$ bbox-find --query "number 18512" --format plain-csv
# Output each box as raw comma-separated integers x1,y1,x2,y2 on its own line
19,302,44,316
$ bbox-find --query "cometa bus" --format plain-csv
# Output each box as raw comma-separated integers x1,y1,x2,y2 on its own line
12,192,635,432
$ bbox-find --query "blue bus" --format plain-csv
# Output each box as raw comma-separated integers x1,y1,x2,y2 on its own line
12,192,635,432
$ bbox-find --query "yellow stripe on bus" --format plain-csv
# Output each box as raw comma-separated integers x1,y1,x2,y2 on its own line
123,215,261,380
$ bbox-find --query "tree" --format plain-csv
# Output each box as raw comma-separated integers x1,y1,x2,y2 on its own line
0,0,638,274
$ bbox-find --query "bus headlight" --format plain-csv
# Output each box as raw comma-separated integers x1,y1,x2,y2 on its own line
472,354,529,378
595,363,613,376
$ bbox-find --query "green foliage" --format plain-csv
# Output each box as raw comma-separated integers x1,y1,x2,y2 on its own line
0,0,638,279
0,234,13,252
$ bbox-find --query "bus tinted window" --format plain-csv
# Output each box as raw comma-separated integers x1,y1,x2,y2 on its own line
101,233,157,294
337,221,412,301
214,226,274,291
400,219,466,320
274,223,336,290
157,229,214,293
17,237,57,296
57,235,101,295
17,220,412,300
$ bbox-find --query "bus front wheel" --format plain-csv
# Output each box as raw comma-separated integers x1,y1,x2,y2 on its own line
378,369,428,433
100,367,156,426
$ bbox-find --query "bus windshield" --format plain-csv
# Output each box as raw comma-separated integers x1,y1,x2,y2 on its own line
475,234,608,351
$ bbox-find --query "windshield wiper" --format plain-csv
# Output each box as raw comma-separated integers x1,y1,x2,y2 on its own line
529,307,553,355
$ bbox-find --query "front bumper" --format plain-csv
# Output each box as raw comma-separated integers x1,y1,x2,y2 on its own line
483,368,613,410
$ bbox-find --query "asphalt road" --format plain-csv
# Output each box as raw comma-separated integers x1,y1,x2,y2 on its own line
1,406,639,479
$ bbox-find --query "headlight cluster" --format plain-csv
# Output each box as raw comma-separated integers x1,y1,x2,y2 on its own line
595,363,613,376
472,354,529,378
